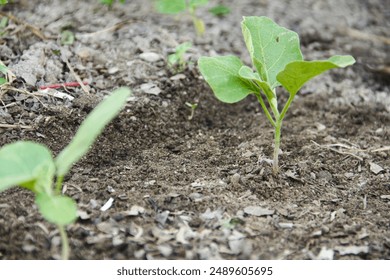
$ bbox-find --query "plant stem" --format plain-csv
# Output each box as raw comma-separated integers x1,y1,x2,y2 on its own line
279,94,295,121
55,175,64,195
272,94,295,174
273,118,282,174
58,225,70,260
255,93,276,127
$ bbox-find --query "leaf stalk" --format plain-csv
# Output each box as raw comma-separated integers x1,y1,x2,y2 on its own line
58,225,70,260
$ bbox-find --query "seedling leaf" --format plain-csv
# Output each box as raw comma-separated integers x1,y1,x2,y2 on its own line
238,65,261,81
277,55,356,96
209,5,230,16
55,87,131,176
156,0,186,14
189,0,208,9
241,16,303,88
0,141,55,192
198,55,257,103
36,193,77,225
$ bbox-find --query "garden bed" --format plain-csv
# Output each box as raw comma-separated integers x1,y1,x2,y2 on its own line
0,0,389,259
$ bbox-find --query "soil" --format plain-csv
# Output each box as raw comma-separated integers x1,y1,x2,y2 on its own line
0,0,389,260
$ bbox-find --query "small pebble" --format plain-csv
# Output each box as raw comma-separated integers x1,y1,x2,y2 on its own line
139,52,161,62
140,83,161,95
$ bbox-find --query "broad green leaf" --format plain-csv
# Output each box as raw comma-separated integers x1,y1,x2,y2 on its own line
155,0,186,14
241,16,303,88
0,77,6,85
198,55,258,103
36,194,77,226
277,55,356,96
55,87,131,176
0,141,55,193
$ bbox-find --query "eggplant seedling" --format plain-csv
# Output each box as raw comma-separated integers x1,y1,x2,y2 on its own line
168,42,192,72
198,16,355,174
0,87,131,259
155,0,208,36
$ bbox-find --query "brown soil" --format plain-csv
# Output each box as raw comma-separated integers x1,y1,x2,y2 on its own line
0,0,389,260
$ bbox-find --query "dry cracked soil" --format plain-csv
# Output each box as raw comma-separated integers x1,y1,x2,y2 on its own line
0,0,389,260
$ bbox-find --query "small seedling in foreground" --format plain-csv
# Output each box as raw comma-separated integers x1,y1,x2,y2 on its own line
155,0,208,36
168,42,192,72
198,16,355,174
185,101,198,120
0,87,131,259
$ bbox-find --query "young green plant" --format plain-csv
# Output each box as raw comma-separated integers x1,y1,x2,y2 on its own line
0,64,7,85
208,4,230,17
0,16,8,37
0,87,131,259
99,0,125,7
198,16,355,174
185,101,198,120
155,0,208,36
168,42,192,72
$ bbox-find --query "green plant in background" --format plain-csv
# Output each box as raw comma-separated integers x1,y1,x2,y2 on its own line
60,30,75,45
100,0,125,7
0,16,8,36
0,87,131,259
208,4,230,16
0,0,8,5
168,42,192,72
155,0,208,36
198,16,355,174
0,64,7,85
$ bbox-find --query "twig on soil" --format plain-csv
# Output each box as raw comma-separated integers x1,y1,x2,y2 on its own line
77,18,140,38
371,146,390,153
0,123,34,130
0,11,48,40
60,54,90,95
2,85,47,108
0,101,16,108
311,140,364,161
